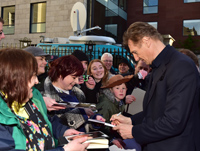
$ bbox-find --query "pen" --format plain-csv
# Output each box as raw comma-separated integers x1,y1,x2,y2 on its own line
117,112,121,116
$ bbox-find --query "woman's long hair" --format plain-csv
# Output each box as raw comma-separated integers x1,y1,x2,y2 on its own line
0,48,38,107
87,59,108,85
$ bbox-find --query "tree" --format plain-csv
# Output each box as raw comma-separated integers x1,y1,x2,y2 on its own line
178,35,200,53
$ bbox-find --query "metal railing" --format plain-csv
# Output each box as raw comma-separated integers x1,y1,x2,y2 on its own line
38,43,135,72
0,42,135,72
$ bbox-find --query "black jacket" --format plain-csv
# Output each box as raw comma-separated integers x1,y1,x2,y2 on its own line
131,45,200,151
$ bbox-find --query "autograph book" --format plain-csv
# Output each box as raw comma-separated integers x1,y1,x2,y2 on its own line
60,131,109,149
88,119,116,128
53,102,96,110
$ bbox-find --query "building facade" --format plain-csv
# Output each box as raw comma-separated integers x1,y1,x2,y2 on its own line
126,0,200,52
0,0,127,46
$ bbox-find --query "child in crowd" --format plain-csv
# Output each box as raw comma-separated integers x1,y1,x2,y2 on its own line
97,74,141,151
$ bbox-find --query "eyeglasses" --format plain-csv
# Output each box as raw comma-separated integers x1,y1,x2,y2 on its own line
102,60,112,63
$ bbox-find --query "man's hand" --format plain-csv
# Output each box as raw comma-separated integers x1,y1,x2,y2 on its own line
113,123,134,139
85,77,96,89
43,97,66,111
63,137,89,151
63,129,83,136
125,95,136,104
110,114,132,125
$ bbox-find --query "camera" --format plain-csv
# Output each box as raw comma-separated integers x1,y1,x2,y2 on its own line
83,75,89,81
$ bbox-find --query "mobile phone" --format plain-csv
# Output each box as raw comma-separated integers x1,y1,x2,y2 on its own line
83,75,89,81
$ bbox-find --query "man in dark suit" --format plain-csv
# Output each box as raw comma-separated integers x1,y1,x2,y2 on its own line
111,22,200,151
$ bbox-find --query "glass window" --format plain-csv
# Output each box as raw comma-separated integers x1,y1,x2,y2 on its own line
119,0,127,11
143,0,158,14
147,22,158,29
105,24,117,36
2,6,15,35
183,19,200,36
30,2,46,33
111,0,118,5
184,0,200,3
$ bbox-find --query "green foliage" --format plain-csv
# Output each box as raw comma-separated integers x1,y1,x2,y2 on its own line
178,35,200,53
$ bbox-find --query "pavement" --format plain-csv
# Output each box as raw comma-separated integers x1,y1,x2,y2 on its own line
109,145,136,151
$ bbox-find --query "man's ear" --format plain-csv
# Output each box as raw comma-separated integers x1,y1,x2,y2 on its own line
142,36,151,48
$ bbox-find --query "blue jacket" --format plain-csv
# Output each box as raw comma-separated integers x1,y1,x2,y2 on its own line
0,87,68,151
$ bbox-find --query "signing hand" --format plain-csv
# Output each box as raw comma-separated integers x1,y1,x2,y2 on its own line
110,114,132,125
63,137,89,151
113,123,134,139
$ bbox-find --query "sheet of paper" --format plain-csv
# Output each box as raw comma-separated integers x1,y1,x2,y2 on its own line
88,119,116,128
126,88,145,115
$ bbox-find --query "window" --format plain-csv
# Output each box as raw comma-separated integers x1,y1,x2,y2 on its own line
119,0,127,11
143,0,158,14
30,2,46,33
183,19,200,36
111,0,118,5
105,24,117,36
184,0,200,3
2,6,15,35
147,22,157,29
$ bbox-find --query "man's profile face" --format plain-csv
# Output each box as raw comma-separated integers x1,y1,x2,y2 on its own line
0,22,5,41
101,55,113,70
128,38,152,65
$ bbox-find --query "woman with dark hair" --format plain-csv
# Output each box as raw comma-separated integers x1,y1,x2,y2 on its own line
0,48,89,151
81,59,109,104
43,55,105,132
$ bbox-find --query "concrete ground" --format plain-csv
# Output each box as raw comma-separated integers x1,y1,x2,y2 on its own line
109,145,136,151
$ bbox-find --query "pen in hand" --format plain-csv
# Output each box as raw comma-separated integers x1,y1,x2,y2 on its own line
117,112,121,116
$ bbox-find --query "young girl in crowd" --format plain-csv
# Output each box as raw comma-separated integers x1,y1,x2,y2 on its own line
42,55,105,132
97,74,141,151
81,59,108,104
0,48,88,151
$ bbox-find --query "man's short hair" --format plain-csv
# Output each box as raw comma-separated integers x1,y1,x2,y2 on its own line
0,17,4,24
101,52,113,60
123,22,163,46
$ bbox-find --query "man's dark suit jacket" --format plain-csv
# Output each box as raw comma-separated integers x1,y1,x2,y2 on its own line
131,45,200,151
